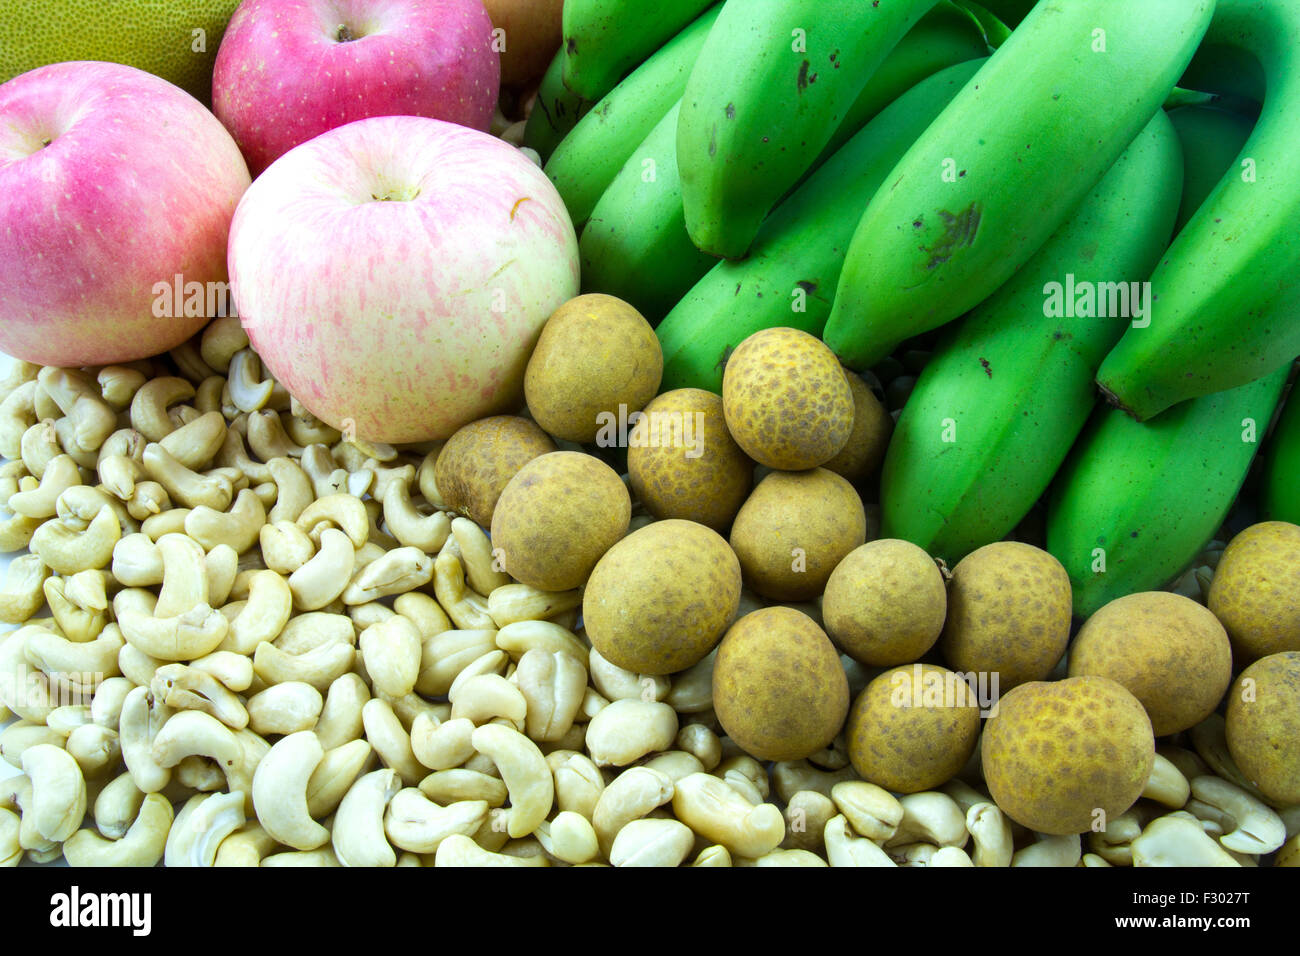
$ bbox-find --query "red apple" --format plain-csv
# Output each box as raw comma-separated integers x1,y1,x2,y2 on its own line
229,115,579,444
0,61,251,367
213,0,500,176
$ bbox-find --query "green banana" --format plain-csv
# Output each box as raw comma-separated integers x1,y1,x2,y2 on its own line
545,5,722,230
677,0,943,260
581,3,989,323
1166,104,1255,234
560,0,716,103
1262,372,1300,524
879,109,1184,565
1095,0,1300,421
657,58,986,394
1047,364,1289,619
524,50,594,164
952,0,1012,48
821,0,1215,370
579,101,717,322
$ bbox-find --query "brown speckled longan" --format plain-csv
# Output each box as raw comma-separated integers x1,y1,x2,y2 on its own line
823,370,893,483
583,519,741,675
845,663,981,793
822,539,946,666
435,415,557,527
721,327,854,471
627,389,753,533
1207,521,1300,663
490,451,630,591
728,468,866,602
524,294,663,444
981,676,1155,835
939,541,1072,690
1068,591,1232,737
712,606,849,762
1226,651,1300,804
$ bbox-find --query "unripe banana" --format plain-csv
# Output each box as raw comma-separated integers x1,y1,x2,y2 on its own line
583,3,989,325
677,0,941,260
1046,365,1290,619
880,108,1184,564
1165,104,1256,235
524,50,593,163
545,4,722,229
1096,0,1300,420
1261,376,1300,525
657,59,985,394
822,0,1215,369
560,0,715,103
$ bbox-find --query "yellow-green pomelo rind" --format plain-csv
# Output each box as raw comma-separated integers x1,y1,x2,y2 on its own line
1,0,241,104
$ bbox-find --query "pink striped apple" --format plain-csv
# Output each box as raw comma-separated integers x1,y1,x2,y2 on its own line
213,0,500,177
0,61,251,367
229,114,580,444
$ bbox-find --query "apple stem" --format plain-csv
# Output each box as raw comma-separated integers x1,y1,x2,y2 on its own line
336,23,356,42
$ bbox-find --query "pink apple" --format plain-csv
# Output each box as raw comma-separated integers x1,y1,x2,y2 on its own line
212,0,500,177
0,61,251,367
229,114,579,444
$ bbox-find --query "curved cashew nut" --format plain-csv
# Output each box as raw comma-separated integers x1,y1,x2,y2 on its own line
206,543,238,608
131,377,194,442
359,616,422,699
829,781,904,843
284,403,341,448
119,604,229,662
486,583,583,629
63,792,173,867
361,698,426,786
673,772,785,860
164,790,246,867
0,627,56,722
151,663,249,729
169,338,216,385
781,790,835,853
141,507,192,540
966,802,1014,867
287,529,354,613
260,520,317,575
433,833,547,867
157,410,227,471
609,818,695,868
189,650,255,693
333,768,402,867
226,349,274,413
295,494,368,549
471,723,553,838
142,442,232,511
254,636,355,692
8,454,82,519
118,642,164,689
267,457,313,523
416,629,499,697
247,410,304,461
451,518,511,595
185,488,266,553
1011,833,1082,867
0,511,42,555
591,766,674,858
886,792,968,849
89,676,134,729
299,444,347,499
150,710,243,780
215,422,273,484
19,419,62,480
65,723,121,778
37,367,116,454
315,673,370,750
410,715,474,771
823,813,897,867
0,380,38,460
589,648,670,702
1190,776,1286,855
433,538,494,630
93,772,144,840
495,620,589,669
213,822,279,867
21,743,87,843
0,553,50,625
247,681,323,736
1088,806,1145,866
154,532,209,617
112,532,164,587
342,546,432,605
252,731,331,850
584,699,679,768
306,739,375,819
381,477,450,553
1132,812,1242,866
98,366,148,409
450,673,527,728
0,721,66,769
29,505,121,574
516,648,587,743
676,724,723,773
383,789,488,854
200,317,248,373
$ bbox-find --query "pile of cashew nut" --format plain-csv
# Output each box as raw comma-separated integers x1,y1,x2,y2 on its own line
0,321,1297,867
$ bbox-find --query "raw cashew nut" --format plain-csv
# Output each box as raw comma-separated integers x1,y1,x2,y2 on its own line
781,790,835,853
361,698,426,785
297,493,368,548
966,802,1014,867
226,349,273,412
484,582,581,629
247,682,323,736
823,814,897,868
1132,811,1241,866
253,731,331,850
515,648,587,743
434,833,547,867
213,822,279,867
333,768,402,867
0,627,57,723
830,781,904,843
886,792,969,848
154,533,209,616
65,723,121,777
589,648,670,703
64,793,173,867
253,636,355,691
158,411,227,471
151,709,242,778
0,380,38,460
118,687,173,793
383,789,488,854
752,848,829,867
247,410,304,461
1190,776,1286,855
535,811,599,865
0,721,66,768
672,773,785,859
495,620,588,668
451,517,511,594
307,739,376,819
0,553,51,624
151,663,249,729
119,603,229,662
112,532,164,587
37,367,117,453
584,699,678,767
382,477,450,553
225,569,293,655
267,457,314,523
288,527,355,610
30,504,121,574
131,377,194,442
142,442,232,511
8,455,82,519
592,766,675,857
0,808,21,867
165,790,246,867
610,818,695,868
433,536,494,630
676,724,723,772
471,723,553,838
1012,833,1082,867
185,488,266,553
450,673,527,728
315,673,370,750
22,743,87,842
93,772,144,840
417,629,499,697
343,546,433,605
